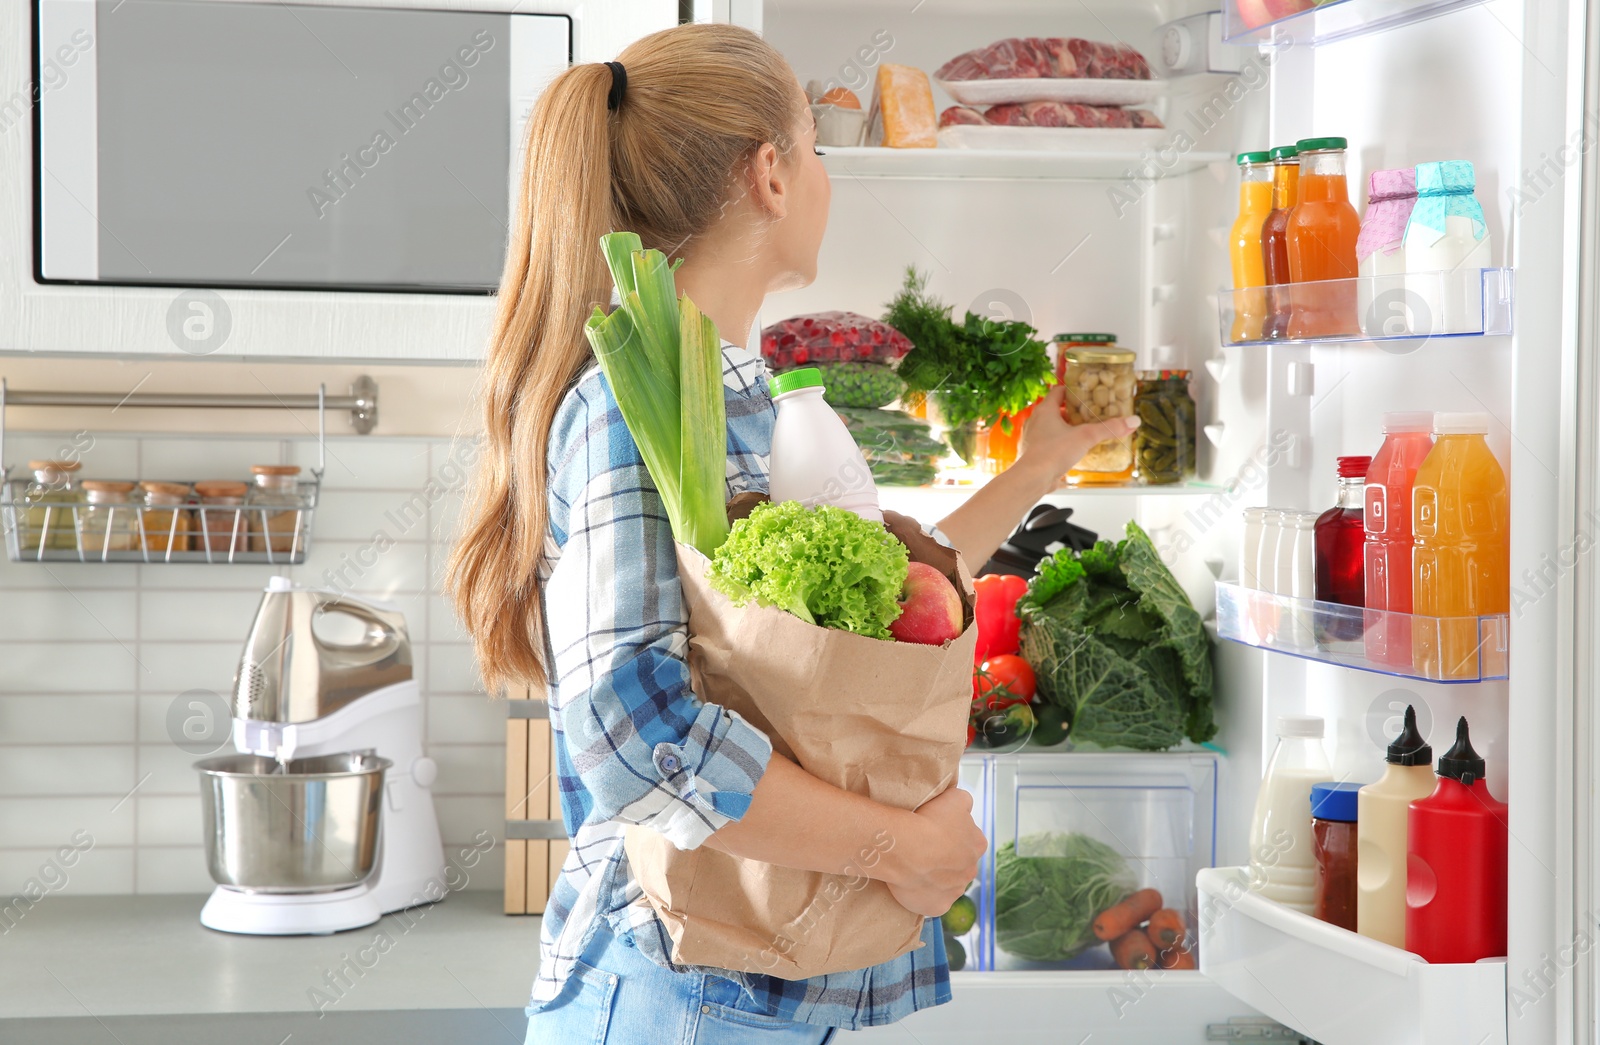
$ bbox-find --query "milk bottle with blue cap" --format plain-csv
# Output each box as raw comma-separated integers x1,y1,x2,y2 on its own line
1403,160,1491,334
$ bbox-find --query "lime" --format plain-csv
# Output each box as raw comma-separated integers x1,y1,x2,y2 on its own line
942,894,977,936
1030,702,1070,747
945,934,967,971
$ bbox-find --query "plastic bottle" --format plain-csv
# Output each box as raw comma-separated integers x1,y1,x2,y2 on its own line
1357,705,1435,948
1357,168,1419,336
1314,455,1370,643
768,367,883,522
1364,414,1435,667
1281,510,1318,649
1242,507,1268,589
1310,781,1362,932
1230,151,1274,343
1260,145,1300,341
1287,137,1362,339
1406,717,1507,963
1404,161,1491,335
1248,715,1331,915
1412,413,1509,680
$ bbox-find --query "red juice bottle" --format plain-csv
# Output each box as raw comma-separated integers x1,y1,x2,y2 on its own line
1261,145,1300,341
1314,455,1369,641
1406,717,1507,963
1364,413,1435,667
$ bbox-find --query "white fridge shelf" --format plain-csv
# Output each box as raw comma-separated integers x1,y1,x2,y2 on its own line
1197,867,1506,1045
820,145,1229,183
1223,0,1495,47
1214,581,1509,683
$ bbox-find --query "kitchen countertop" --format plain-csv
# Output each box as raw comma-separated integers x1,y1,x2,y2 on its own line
0,890,540,1022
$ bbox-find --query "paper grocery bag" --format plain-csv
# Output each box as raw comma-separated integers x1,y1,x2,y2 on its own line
624,501,977,980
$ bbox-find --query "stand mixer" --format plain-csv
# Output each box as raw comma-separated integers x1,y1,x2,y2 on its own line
194,578,445,935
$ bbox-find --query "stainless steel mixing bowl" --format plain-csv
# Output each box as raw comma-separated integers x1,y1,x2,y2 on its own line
194,751,391,893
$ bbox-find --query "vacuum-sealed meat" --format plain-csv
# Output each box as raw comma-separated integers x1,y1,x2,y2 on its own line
938,105,988,127
935,37,1150,81
975,102,1163,130
760,312,914,371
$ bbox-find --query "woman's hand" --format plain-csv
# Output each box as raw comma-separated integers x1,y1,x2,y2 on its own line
882,786,988,918
1015,383,1141,481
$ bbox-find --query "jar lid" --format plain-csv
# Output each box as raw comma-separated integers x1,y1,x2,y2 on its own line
1065,346,1136,364
1295,136,1348,153
29,459,82,472
1136,369,1192,381
1052,333,1118,344
140,481,192,498
1276,714,1323,739
194,480,249,498
81,480,135,493
1269,144,1299,161
768,367,824,397
1309,781,1361,822
251,464,303,477
1236,150,1271,165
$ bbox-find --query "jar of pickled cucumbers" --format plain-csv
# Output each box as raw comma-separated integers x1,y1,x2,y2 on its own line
1134,370,1199,485
1058,340,1136,484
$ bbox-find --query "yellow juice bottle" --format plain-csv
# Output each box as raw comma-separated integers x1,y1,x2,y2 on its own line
1230,151,1274,343
1412,413,1509,679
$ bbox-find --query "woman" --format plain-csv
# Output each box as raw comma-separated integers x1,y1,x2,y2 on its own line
449,23,1140,1045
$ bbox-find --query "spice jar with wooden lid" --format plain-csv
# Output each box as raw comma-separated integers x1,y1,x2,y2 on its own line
248,465,304,554
194,480,250,554
77,481,138,554
139,481,193,554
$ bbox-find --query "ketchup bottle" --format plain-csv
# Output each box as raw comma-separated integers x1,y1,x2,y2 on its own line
1406,717,1507,963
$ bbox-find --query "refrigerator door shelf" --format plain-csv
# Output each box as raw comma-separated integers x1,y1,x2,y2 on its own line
1198,866,1506,1045
1220,267,1513,347
1214,581,1509,684
1222,0,1494,48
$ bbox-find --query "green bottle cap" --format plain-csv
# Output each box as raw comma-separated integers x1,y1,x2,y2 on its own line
1296,136,1349,153
1269,145,1299,161
1237,151,1272,165
769,367,824,397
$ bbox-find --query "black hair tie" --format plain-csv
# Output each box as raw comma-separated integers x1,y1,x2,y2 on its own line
605,61,627,112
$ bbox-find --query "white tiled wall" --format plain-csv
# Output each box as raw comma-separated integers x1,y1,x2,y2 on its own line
0,430,506,896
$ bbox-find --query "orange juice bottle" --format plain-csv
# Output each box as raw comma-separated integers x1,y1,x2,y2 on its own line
1260,145,1300,341
1412,413,1509,680
1287,137,1362,338
1230,151,1274,343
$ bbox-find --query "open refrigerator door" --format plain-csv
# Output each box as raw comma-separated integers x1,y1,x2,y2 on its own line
706,0,1592,1041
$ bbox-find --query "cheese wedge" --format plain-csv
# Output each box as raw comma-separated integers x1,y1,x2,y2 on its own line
868,64,937,149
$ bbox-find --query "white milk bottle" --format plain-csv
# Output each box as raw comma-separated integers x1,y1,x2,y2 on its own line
1357,168,1418,336
1403,161,1491,335
1248,715,1332,914
768,368,883,521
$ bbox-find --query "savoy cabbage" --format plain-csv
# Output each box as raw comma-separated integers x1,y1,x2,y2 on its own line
1018,521,1216,750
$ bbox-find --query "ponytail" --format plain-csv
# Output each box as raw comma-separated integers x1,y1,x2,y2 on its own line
448,24,801,694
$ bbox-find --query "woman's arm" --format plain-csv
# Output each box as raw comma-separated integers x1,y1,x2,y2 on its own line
937,384,1141,568
704,754,987,917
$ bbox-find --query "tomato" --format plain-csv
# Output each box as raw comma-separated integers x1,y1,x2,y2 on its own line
976,654,1036,709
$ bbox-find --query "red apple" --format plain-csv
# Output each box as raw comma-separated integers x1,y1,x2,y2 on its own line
890,562,964,645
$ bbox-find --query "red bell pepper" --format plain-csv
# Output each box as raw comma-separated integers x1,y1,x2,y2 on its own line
973,573,1028,663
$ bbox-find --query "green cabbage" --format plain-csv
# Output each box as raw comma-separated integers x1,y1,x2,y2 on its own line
1019,521,1216,751
995,832,1135,962
708,500,908,640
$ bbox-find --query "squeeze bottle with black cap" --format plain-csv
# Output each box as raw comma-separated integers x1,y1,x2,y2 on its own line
1406,717,1507,962
1356,705,1434,947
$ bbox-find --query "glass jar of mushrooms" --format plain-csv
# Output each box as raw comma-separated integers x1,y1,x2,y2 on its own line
1057,340,1137,485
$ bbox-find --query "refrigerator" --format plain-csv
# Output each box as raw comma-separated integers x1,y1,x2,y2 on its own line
707,0,1594,1041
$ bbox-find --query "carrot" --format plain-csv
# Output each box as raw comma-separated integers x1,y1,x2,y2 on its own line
1110,928,1158,971
1147,908,1188,950
1093,888,1163,941
1158,944,1197,970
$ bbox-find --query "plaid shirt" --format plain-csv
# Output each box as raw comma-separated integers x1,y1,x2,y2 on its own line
528,342,951,1030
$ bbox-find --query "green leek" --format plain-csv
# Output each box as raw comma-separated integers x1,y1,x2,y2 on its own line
585,232,731,557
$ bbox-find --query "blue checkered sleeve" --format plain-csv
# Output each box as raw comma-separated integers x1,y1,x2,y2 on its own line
542,370,773,850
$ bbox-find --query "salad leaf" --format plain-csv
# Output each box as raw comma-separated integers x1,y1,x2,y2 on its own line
995,832,1135,963
708,500,909,640
1019,522,1216,750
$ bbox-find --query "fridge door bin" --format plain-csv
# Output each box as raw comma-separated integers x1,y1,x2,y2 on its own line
1218,267,1513,346
1222,0,1495,48
1197,866,1506,1045
975,752,1218,973
1214,581,1509,683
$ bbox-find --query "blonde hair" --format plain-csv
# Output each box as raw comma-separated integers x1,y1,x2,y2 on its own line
448,24,802,695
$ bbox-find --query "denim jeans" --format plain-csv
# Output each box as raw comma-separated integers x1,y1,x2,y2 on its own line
525,926,838,1045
